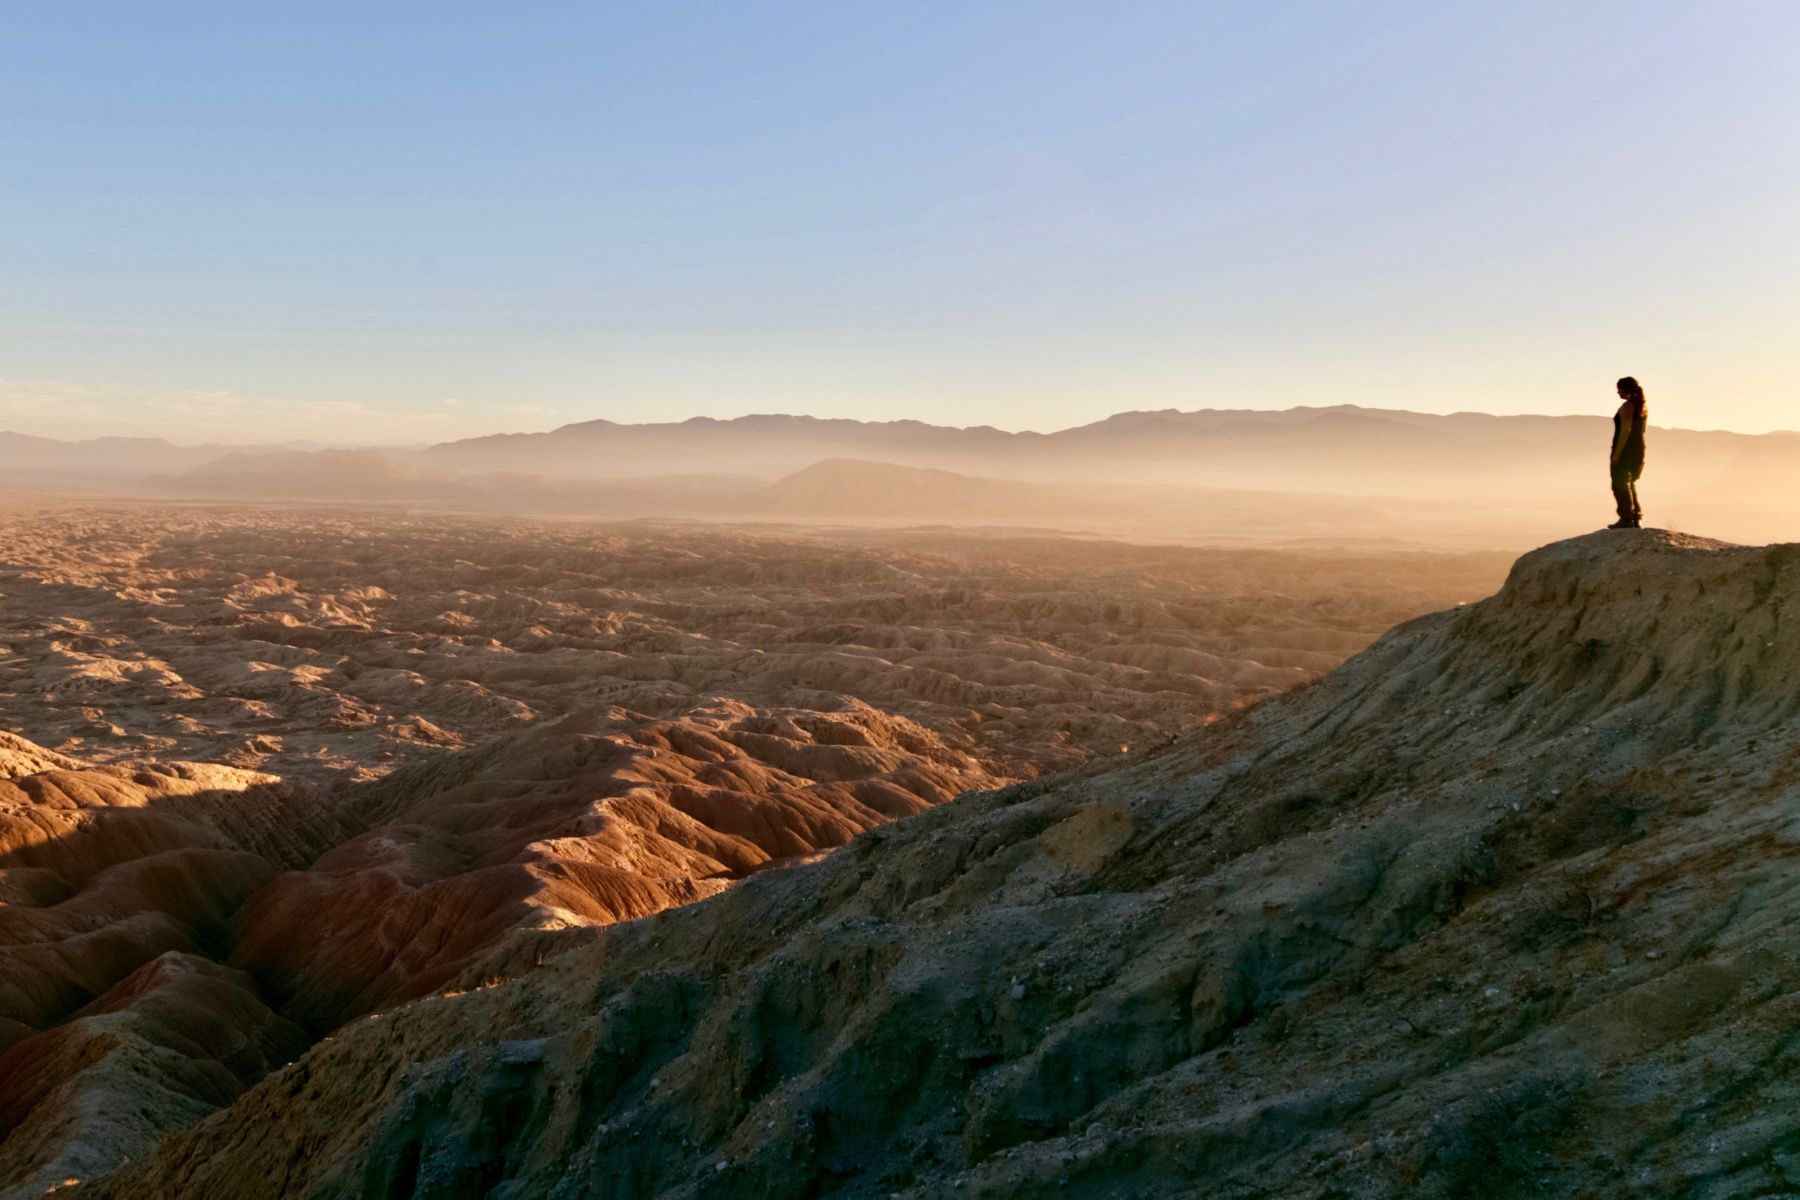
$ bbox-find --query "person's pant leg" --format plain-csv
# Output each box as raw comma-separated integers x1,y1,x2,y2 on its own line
1611,464,1634,521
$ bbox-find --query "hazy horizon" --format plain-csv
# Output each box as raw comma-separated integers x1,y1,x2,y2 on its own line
5,398,1800,450
9,399,1800,553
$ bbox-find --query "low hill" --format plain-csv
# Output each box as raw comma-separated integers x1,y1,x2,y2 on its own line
77,529,1800,1198
752,458,1071,518
159,448,428,500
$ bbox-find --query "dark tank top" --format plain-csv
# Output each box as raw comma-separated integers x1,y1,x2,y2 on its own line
1612,401,1646,470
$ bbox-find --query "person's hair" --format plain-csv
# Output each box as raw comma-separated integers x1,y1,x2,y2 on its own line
1617,376,1644,402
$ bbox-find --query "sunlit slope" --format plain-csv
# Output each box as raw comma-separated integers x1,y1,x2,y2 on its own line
0,701,997,1198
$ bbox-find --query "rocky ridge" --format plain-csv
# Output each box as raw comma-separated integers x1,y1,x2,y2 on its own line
69,529,1800,1198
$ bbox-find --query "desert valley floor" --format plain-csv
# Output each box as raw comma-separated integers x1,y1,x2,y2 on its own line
0,499,1511,1194
0,501,1515,784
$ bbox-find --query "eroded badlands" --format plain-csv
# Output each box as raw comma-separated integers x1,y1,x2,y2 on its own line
0,501,1507,1193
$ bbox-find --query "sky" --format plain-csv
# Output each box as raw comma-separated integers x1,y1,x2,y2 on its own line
2,1,1796,444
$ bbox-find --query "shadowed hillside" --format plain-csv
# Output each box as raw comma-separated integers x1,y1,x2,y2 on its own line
74,529,1800,1198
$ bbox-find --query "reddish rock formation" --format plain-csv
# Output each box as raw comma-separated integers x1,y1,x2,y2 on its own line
0,693,997,1192
231,697,1001,1033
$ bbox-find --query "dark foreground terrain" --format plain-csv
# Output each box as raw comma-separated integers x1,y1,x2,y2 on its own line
15,528,1797,1197
0,501,1509,1197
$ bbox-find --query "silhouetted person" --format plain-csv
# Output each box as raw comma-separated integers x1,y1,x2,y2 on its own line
1609,376,1646,528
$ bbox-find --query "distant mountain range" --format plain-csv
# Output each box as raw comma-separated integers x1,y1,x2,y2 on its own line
6,406,1798,548
0,430,275,484
411,406,1800,500
413,407,1529,490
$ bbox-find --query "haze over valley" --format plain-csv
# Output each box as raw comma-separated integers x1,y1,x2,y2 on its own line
10,404,1800,550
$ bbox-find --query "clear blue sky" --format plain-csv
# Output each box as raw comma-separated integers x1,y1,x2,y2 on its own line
2,1,1795,443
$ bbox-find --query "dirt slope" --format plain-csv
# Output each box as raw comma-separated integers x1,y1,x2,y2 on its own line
76,529,1800,1198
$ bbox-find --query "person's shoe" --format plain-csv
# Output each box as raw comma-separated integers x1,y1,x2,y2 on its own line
1606,518,1637,529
